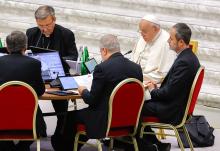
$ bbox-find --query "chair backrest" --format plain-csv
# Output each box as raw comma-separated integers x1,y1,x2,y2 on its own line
189,40,198,54
106,78,145,136
179,66,205,127
0,81,38,139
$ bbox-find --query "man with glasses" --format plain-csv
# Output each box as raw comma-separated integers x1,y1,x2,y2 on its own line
26,5,78,70
26,5,78,150
131,15,176,84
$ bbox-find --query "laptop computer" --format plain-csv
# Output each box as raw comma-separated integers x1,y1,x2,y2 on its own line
0,47,9,57
29,46,55,53
84,58,98,73
45,76,79,96
28,50,66,82
59,76,78,90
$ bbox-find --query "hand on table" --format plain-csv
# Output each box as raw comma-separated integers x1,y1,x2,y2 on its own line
78,86,87,95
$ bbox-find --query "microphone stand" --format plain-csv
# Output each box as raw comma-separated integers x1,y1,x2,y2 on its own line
123,50,132,56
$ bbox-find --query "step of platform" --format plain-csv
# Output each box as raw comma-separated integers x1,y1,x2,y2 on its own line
1,0,220,43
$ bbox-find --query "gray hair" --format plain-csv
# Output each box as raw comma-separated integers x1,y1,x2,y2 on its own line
35,5,55,20
6,31,27,53
99,34,120,53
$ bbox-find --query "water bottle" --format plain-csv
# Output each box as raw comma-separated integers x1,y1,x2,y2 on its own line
0,38,3,48
81,46,89,75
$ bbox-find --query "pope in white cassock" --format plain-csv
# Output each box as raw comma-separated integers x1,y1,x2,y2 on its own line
131,15,176,84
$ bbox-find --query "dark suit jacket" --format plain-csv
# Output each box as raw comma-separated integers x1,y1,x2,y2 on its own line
26,24,78,73
150,48,200,125
0,52,46,136
0,53,45,95
79,52,143,138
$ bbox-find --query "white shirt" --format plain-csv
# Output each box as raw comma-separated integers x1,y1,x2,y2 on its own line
131,29,176,83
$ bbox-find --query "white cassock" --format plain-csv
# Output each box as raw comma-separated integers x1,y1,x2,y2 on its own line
131,29,176,99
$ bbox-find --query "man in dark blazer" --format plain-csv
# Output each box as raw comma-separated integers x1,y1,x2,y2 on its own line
26,5,78,145
141,23,200,151
0,31,46,151
51,34,143,151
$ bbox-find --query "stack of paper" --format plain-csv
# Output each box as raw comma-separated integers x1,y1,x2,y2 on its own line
73,74,93,91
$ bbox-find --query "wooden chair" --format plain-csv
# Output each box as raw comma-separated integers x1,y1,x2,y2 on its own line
0,81,40,151
74,78,145,151
140,66,205,151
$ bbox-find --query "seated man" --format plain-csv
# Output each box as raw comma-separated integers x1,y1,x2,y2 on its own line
26,5,78,146
53,34,143,151
131,15,176,83
0,31,46,151
141,23,200,151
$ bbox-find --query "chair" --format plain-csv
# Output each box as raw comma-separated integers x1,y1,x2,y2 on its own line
140,66,205,151
0,81,40,151
74,78,145,151
156,40,199,141
189,40,198,54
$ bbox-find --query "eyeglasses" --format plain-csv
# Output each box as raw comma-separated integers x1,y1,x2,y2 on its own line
138,30,149,35
38,20,54,29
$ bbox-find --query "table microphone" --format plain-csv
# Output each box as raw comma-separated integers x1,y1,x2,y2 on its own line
123,50,132,56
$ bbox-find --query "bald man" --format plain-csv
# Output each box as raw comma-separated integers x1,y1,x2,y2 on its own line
131,15,176,84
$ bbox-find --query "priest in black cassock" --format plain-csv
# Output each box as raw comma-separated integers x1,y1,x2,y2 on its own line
26,5,78,150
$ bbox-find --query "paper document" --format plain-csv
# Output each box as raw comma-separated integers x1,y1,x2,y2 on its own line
73,74,93,91
0,53,6,57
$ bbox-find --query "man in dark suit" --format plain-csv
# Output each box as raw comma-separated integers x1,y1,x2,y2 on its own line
52,34,143,151
0,31,46,151
141,23,200,151
26,5,78,146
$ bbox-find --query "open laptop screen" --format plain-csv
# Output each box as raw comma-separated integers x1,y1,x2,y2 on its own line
84,58,98,73
28,51,65,81
59,76,78,90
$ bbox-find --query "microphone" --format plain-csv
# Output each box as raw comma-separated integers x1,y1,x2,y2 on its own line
50,71,61,88
53,71,59,79
123,50,132,56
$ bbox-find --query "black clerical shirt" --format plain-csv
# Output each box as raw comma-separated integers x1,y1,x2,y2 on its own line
26,24,78,73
